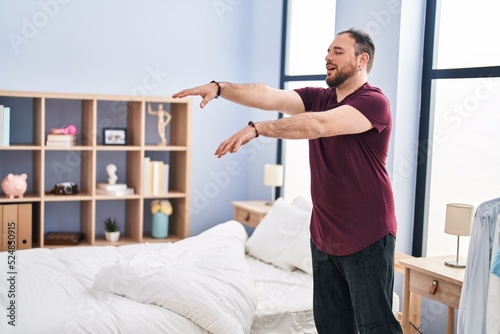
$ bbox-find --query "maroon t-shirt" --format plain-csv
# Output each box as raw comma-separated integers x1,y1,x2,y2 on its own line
295,83,397,256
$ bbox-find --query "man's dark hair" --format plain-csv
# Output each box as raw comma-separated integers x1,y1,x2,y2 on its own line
337,28,375,73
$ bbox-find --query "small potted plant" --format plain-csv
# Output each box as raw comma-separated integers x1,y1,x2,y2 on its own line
103,217,120,242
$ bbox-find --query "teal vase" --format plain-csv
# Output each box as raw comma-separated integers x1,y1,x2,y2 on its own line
152,213,169,238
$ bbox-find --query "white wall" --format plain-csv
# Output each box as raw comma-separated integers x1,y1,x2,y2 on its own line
0,0,282,235
336,2,453,333
335,1,458,334
334,0,424,256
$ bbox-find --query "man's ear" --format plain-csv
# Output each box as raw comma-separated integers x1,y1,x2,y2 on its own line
358,53,369,68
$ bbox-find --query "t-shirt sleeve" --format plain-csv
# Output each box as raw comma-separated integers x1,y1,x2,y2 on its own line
294,87,320,111
346,90,391,133
295,86,391,133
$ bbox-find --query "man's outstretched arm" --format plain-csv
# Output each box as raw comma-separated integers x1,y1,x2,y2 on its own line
214,105,373,158
172,81,305,116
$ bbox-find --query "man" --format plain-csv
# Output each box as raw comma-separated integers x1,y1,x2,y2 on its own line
173,28,402,334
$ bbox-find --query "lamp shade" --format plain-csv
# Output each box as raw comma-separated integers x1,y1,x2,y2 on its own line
263,164,284,187
444,203,474,236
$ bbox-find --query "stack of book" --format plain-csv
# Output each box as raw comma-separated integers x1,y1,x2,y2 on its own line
0,105,10,147
143,157,169,196
96,183,134,196
46,134,77,147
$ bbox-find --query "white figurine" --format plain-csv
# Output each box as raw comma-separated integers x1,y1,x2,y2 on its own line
106,164,118,185
148,103,172,146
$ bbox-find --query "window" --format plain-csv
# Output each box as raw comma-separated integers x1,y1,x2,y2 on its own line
286,0,337,76
415,0,500,256
434,0,500,69
279,0,335,200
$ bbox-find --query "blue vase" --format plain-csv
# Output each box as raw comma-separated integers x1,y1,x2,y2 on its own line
152,213,169,238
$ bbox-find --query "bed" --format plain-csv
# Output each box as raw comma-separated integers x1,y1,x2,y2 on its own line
0,197,401,334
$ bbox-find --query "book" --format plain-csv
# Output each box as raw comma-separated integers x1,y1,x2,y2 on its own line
150,161,163,196
149,161,154,196
96,187,134,196
0,105,10,147
46,140,76,147
143,157,151,195
46,134,77,142
161,163,169,195
96,183,127,191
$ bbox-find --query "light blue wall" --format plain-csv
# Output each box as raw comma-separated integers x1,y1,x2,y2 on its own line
0,0,282,236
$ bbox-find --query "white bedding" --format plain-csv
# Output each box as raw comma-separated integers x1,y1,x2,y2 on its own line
0,216,398,334
93,221,257,334
1,247,210,334
0,221,258,334
0,220,316,334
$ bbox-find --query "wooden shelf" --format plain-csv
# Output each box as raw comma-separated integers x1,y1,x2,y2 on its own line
95,146,142,151
0,194,41,203
0,145,41,150
0,90,192,248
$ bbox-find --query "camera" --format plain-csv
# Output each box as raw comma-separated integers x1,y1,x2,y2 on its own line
53,182,78,195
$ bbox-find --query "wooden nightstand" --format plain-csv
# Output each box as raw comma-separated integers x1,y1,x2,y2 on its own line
231,201,271,228
399,256,465,334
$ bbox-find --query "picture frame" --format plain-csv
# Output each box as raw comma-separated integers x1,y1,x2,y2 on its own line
103,128,127,145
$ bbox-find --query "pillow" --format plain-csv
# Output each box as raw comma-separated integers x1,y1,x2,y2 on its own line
245,197,311,271
291,195,313,213
278,195,313,274
280,227,313,275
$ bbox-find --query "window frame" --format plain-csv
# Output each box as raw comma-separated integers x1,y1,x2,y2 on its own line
276,0,329,198
413,0,500,256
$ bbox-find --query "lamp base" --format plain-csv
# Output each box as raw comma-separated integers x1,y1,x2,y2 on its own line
444,259,466,268
266,186,277,206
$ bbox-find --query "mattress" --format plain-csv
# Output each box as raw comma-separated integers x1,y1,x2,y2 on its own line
247,254,316,333
247,254,401,334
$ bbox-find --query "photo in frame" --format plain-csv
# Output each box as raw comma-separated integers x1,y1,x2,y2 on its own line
103,128,127,145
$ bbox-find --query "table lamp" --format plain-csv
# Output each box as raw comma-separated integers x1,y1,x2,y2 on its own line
444,203,474,268
263,164,283,205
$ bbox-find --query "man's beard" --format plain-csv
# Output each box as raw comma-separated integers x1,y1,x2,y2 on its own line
326,62,358,88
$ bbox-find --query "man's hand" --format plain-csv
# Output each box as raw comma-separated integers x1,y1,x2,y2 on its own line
214,124,257,158
172,82,219,108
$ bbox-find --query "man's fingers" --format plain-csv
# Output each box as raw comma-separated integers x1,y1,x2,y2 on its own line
171,90,186,98
214,136,245,158
173,86,215,109
200,97,211,109
172,87,198,99
215,140,231,157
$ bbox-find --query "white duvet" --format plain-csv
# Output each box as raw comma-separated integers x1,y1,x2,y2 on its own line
93,220,257,334
0,220,257,334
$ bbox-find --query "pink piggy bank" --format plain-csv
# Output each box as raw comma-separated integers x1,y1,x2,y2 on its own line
1,173,28,198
